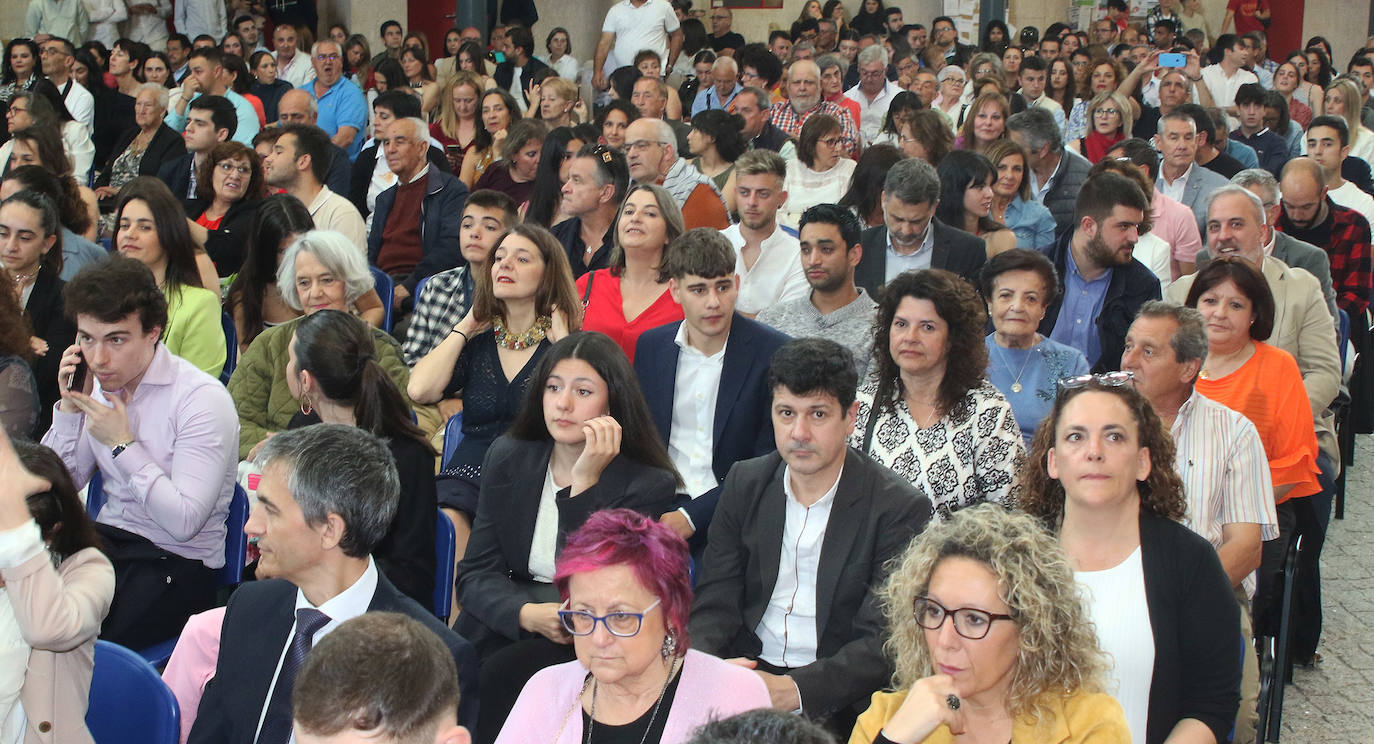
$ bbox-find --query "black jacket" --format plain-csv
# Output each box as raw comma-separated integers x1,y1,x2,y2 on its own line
156,152,199,213
366,166,469,298
96,123,187,189
690,449,930,719
454,436,677,657
1038,229,1162,373
749,121,792,154
189,198,262,276
186,571,479,743
854,218,987,297
492,56,550,108
23,263,75,435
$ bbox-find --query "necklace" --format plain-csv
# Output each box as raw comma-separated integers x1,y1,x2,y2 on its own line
992,337,1038,393
8,269,36,288
584,654,680,744
493,315,551,350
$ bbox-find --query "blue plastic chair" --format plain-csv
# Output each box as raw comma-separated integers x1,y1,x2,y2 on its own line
414,274,432,306
1338,309,1350,369
85,471,106,517
434,507,456,622
370,266,395,332
441,412,465,469
219,311,238,385
87,640,180,744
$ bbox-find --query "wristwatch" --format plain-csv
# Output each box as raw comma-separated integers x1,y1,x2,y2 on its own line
111,440,134,458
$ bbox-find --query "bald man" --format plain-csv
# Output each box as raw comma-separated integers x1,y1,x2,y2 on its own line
1278,158,1372,316
767,60,860,157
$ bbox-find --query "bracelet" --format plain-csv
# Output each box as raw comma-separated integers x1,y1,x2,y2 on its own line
1189,75,1202,81
450,328,468,342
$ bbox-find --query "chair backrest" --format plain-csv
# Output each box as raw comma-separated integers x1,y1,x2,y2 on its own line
441,412,465,470
86,471,105,518
1338,309,1350,369
433,508,456,622
219,311,238,385
414,274,432,306
87,640,181,744
218,485,249,587
370,266,395,332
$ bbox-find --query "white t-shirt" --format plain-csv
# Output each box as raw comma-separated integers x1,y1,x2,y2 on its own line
1077,546,1156,744
602,0,679,74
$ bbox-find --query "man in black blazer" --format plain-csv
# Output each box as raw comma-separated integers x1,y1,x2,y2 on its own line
156,95,236,211
690,338,931,732
491,25,549,109
1039,171,1161,373
853,158,986,296
634,230,790,547
188,425,477,743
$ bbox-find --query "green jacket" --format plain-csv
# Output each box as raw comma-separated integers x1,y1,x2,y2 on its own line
228,315,411,460
165,284,226,379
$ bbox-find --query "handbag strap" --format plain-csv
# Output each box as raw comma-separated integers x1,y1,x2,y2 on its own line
581,269,596,307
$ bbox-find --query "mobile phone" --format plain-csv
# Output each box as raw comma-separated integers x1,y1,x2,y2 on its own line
67,354,88,392
446,144,462,156
1158,53,1186,68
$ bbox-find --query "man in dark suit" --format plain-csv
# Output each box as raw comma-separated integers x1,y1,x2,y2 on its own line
1039,171,1162,373
156,94,236,211
188,425,478,743
690,338,931,732
854,157,986,296
491,25,549,109
634,230,790,549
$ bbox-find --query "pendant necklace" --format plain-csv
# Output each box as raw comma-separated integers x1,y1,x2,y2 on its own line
993,338,1037,394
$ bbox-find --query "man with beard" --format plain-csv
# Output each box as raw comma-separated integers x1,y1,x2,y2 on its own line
1277,158,1371,316
721,150,807,316
768,60,860,158
1038,171,1160,372
756,204,877,378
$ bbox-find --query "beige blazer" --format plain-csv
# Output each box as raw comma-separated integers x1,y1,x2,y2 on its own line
1,545,114,744
1167,256,1341,462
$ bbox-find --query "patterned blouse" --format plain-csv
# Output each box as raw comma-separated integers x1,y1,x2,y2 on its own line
850,378,1025,518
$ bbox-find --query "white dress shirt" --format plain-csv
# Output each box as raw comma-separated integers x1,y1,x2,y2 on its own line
668,322,726,499
755,464,842,669
1329,180,1374,230
58,78,94,131
1156,161,1195,204
844,79,902,145
275,51,313,88
722,224,808,316
1200,64,1258,111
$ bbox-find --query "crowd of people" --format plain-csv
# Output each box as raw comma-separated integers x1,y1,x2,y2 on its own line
1,0,1371,743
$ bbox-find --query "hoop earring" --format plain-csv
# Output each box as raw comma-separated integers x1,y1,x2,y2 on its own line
300,396,313,416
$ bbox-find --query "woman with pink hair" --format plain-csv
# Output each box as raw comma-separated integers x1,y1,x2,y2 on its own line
495,509,771,743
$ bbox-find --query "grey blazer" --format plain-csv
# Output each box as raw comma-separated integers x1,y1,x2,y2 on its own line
1159,165,1232,237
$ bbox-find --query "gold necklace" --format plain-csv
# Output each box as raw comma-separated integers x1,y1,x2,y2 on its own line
992,336,1039,393
492,315,551,350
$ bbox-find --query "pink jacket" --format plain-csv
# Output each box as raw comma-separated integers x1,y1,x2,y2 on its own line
494,649,771,744
2,544,115,744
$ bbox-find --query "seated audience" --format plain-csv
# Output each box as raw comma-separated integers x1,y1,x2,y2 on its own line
854,158,986,295
497,510,772,743
0,286,39,439
850,505,1130,744
520,124,597,230
984,139,1056,253
263,122,367,248
3,85,95,186
894,110,953,166
851,269,1024,514
187,425,478,741
687,110,747,215
5,125,100,242
769,60,860,156
955,92,1009,155
432,72,484,172
781,114,857,229
634,229,789,545
228,230,401,460
456,332,680,740
551,144,630,278
472,118,547,208
1,166,106,281
301,38,367,159
1038,172,1160,372
624,118,730,231
1019,377,1242,744
0,437,115,743
113,177,226,376
838,144,904,228
1153,109,1233,232
1231,83,1290,177
1066,91,1134,164
461,89,521,188
94,83,187,205
1105,138,1205,280
691,337,931,732
1304,116,1374,230
980,249,1089,447
224,194,313,353
187,141,266,276
867,91,922,150
1006,107,1092,238
1322,78,1374,164
43,256,237,648
1277,158,1371,316
270,90,354,197
248,50,293,124
597,99,638,152
725,150,808,316
936,150,1017,257
688,709,837,744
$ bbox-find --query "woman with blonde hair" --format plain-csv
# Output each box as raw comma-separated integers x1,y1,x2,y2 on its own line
1319,78,1374,162
535,76,580,128
432,72,483,172
956,91,1009,155
1067,91,1135,163
850,504,1127,744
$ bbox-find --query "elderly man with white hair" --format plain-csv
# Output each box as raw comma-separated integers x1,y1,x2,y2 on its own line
301,38,367,159
691,56,742,116
623,117,730,230
769,59,860,157
844,44,901,145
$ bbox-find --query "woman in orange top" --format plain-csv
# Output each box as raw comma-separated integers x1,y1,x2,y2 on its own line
1184,257,1320,643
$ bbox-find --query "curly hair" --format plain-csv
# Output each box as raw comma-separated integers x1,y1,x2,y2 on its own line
870,269,990,419
1017,381,1187,524
879,504,1109,726
195,141,265,206
0,272,34,359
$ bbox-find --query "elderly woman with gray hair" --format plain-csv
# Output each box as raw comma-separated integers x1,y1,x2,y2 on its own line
94,83,187,201
227,230,412,461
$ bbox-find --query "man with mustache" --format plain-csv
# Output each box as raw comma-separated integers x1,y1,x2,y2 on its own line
690,337,929,735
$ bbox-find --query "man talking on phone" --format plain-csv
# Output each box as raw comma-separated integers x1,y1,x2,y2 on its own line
42,256,239,648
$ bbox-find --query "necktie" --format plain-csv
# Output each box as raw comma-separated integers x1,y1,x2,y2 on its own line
257,608,331,744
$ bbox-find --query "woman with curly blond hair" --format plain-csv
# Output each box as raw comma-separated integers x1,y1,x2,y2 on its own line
1018,378,1241,744
849,504,1128,744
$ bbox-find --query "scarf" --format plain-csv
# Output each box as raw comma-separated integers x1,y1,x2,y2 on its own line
1084,128,1125,164
661,157,727,214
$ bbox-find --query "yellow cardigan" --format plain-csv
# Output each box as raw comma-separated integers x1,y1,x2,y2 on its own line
163,284,226,379
849,688,1130,744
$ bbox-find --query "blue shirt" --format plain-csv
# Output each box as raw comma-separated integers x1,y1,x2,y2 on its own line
164,89,261,146
302,77,368,159
1051,246,1112,367
984,334,1090,447
1226,138,1259,170
1003,196,1057,254
691,82,742,117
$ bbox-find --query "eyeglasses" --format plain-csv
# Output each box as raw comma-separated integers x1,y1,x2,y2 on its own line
817,136,842,147
625,139,666,152
558,598,661,637
1094,107,1120,117
216,161,253,176
1057,370,1134,391
315,53,341,62
913,597,1015,640
40,47,69,57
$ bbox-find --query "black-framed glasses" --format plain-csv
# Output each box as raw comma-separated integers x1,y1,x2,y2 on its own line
1057,370,1133,392
913,597,1016,640
558,598,661,637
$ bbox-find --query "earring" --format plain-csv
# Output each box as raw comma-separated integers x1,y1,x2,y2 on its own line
300,396,313,416
661,628,678,660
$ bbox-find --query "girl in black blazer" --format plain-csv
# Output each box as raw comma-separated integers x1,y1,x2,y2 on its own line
1019,377,1241,744
456,331,681,743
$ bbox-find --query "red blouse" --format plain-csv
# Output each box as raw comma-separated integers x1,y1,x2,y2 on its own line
575,269,683,363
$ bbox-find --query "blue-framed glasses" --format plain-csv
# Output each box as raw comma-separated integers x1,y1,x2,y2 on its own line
558,598,661,637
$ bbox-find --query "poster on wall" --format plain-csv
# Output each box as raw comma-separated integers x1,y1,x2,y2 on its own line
943,0,980,44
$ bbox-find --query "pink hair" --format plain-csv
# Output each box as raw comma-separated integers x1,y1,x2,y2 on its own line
554,509,693,651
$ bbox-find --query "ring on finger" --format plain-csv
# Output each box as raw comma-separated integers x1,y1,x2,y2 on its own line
946,694,961,711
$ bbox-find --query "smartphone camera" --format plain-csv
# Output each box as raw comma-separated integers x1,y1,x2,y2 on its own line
1159,53,1187,68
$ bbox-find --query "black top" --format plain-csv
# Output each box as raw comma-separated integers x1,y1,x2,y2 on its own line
551,216,613,278
473,160,535,205
191,198,263,276
251,79,295,123
23,263,75,436
708,32,745,53
441,332,550,472
582,669,683,744
1199,150,1245,179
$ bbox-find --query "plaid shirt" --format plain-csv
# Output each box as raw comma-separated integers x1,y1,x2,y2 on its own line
401,265,475,366
1278,198,1372,316
768,99,861,158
